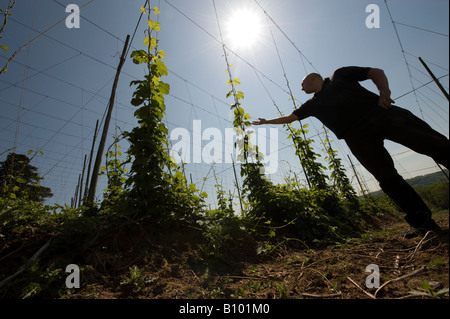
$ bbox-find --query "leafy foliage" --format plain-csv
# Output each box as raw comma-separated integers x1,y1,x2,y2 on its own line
416,182,449,210
216,44,363,247
0,152,53,202
288,124,328,190
99,137,128,207
0,0,16,74
322,131,359,208
0,2,427,300
121,5,204,222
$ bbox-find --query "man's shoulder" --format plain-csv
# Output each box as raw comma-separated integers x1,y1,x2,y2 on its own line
292,97,317,118
330,66,372,82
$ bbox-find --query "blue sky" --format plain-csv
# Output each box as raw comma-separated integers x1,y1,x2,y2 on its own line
0,0,448,209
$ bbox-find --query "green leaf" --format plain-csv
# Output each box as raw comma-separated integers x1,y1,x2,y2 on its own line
157,50,166,59
158,82,170,95
189,183,198,193
1,45,8,52
421,281,435,296
154,59,168,76
236,91,244,100
131,50,149,65
174,171,184,180
150,38,157,51
148,20,161,31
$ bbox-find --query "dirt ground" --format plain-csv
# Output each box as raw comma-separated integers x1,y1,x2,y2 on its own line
62,211,449,300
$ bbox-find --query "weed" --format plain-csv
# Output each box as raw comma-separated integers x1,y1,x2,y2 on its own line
276,282,289,299
120,265,156,294
409,281,449,299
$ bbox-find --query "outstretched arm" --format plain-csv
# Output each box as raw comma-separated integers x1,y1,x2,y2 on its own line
252,113,299,125
367,68,395,110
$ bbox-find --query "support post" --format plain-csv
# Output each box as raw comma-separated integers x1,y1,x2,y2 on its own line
419,57,449,101
83,119,99,204
231,155,244,215
78,155,87,207
348,155,367,196
87,35,130,204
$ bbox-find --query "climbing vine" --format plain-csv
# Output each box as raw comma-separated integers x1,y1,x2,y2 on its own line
216,51,362,245
323,130,359,207
123,3,204,222
288,123,328,190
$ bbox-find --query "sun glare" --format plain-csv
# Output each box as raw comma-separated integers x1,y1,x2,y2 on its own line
226,9,263,50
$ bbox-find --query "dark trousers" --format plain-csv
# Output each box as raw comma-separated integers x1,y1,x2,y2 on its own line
345,106,449,228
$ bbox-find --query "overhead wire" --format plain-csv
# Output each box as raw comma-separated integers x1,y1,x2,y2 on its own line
384,0,449,179
2,0,447,205
384,0,424,118
393,20,449,38
1,0,95,74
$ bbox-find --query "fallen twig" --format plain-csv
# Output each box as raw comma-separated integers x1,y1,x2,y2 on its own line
405,232,439,263
0,233,60,289
374,267,426,298
347,276,376,299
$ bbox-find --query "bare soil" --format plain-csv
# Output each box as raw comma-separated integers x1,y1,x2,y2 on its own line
65,211,449,300
1,210,448,300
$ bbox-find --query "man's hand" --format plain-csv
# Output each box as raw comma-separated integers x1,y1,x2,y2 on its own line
379,90,395,110
252,114,299,126
252,118,268,125
367,68,395,110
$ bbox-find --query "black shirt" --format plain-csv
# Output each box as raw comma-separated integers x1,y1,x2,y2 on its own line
292,66,386,139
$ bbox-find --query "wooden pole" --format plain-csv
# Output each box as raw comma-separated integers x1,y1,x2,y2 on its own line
83,119,99,204
347,155,367,196
74,174,81,208
87,35,130,204
231,155,244,214
418,58,450,180
78,155,87,207
419,57,449,101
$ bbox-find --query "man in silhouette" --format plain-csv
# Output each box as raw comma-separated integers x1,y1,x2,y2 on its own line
253,66,449,236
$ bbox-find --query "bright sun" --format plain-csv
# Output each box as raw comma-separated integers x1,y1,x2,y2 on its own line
226,9,263,49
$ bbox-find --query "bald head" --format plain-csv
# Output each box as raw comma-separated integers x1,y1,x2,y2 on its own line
301,73,323,94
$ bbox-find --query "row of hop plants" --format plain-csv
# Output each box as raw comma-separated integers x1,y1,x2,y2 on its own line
0,2,399,299
0,2,388,250
67,2,380,241
30,2,373,263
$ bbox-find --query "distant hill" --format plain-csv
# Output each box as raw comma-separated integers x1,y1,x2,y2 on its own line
406,169,449,188
369,169,449,197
